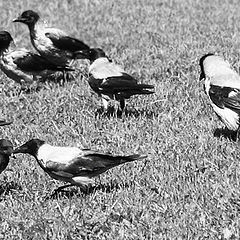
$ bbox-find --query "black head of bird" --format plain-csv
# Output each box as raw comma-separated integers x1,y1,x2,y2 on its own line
79,48,107,63
0,139,13,156
13,139,45,157
199,53,215,81
13,10,40,27
0,31,14,52
0,139,14,174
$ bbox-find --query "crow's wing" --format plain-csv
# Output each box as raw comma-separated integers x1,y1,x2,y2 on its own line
13,51,73,72
45,150,143,177
209,85,240,112
45,31,89,52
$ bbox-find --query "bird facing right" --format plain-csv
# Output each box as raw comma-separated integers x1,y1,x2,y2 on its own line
79,48,155,111
199,53,240,135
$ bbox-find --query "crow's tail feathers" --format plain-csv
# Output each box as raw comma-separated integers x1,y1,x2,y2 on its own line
118,154,147,164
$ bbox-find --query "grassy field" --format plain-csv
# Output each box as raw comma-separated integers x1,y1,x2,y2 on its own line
1,0,240,239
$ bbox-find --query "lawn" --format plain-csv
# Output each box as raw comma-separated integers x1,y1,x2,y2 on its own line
1,0,240,239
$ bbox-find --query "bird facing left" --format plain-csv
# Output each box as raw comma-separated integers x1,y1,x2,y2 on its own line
13,10,90,67
0,139,14,175
13,139,147,192
199,53,240,136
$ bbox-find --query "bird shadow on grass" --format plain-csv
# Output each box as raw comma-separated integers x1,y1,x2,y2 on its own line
40,71,77,85
95,106,157,119
0,181,22,199
45,181,131,200
20,71,82,94
214,128,238,141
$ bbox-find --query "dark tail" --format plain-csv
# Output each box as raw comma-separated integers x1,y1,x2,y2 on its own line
117,84,155,97
83,153,147,176
136,84,155,94
116,154,147,164
137,84,155,89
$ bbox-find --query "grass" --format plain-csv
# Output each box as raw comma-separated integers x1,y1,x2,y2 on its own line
1,0,240,239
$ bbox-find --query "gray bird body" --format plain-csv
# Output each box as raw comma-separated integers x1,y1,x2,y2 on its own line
13,139,146,188
29,23,77,66
0,48,38,85
13,10,89,67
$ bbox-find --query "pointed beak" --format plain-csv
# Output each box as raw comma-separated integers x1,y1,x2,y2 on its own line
13,144,28,154
12,17,25,23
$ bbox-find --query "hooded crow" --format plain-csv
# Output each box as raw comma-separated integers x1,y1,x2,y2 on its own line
0,139,13,174
199,53,240,134
13,10,90,67
79,48,155,110
13,139,146,191
0,31,74,89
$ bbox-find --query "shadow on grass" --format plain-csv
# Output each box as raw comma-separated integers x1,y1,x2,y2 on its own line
40,71,77,85
13,71,84,95
214,128,238,141
0,181,22,198
45,181,131,200
95,106,157,119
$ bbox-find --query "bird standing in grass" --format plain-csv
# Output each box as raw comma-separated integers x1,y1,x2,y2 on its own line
80,48,155,111
0,139,13,175
13,10,90,69
0,31,74,90
13,139,146,192
199,53,240,136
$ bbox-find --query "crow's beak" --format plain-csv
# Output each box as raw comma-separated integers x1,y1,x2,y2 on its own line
13,145,28,154
12,17,26,23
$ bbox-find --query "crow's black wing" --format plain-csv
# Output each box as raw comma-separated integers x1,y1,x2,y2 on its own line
209,85,240,112
45,33,89,52
14,52,73,72
45,151,143,177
